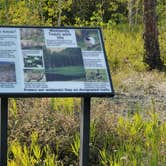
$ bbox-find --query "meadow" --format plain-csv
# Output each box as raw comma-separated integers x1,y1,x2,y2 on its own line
7,23,166,165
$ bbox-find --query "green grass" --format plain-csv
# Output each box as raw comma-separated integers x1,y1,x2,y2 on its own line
45,66,85,76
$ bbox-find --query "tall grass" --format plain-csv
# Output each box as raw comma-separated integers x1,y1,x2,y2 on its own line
8,99,166,165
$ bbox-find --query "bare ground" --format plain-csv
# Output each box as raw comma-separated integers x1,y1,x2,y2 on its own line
92,71,166,121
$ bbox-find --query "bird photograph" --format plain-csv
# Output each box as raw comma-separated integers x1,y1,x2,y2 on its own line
76,29,102,51
84,36,96,49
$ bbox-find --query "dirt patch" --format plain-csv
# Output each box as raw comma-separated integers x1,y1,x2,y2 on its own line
92,71,166,121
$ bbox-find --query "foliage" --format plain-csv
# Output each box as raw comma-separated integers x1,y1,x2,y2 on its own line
71,133,80,157
8,132,63,166
0,0,165,26
98,110,166,166
50,97,80,115
104,25,146,72
159,21,166,65
7,1,41,25
8,98,80,165
8,98,166,165
157,0,166,22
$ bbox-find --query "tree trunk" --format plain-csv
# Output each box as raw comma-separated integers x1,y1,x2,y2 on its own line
4,0,9,23
58,0,62,26
128,0,135,27
143,0,163,70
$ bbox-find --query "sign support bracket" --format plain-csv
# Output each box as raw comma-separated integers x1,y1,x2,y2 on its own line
0,97,8,166
80,97,91,166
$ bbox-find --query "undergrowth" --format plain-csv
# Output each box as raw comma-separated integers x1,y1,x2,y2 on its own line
104,23,166,72
104,27,146,72
8,98,166,166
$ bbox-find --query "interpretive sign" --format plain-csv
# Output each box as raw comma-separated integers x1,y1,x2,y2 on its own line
0,26,114,166
0,26,114,97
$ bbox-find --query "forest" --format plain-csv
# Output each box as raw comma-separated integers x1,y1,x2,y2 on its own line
0,0,166,165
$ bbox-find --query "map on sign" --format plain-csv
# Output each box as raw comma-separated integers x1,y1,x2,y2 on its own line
0,27,114,96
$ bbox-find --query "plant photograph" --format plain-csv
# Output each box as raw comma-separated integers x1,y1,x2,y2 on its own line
20,28,44,49
43,47,86,81
75,29,102,51
24,55,44,68
0,61,16,82
85,69,108,82
24,69,46,82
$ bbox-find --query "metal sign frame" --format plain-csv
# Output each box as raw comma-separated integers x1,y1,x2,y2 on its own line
0,26,114,166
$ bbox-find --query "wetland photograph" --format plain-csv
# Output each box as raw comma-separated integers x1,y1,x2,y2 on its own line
43,47,86,81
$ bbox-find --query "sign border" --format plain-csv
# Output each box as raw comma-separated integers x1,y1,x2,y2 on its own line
0,26,114,97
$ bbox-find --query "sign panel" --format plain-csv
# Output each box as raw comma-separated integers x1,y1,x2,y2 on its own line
0,26,114,97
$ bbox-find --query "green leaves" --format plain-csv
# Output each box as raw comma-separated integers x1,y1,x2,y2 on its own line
8,132,63,166
71,134,80,157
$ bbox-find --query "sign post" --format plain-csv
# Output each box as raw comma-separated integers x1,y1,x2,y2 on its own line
0,26,114,166
0,98,8,166
80,97,91,166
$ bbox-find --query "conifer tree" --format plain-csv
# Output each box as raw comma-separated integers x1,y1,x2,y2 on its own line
143,0,163,69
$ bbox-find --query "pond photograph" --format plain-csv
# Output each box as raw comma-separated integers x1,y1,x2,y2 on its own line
43,47,86,81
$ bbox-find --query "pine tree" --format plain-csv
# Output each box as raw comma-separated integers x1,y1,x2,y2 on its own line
143,0,163,69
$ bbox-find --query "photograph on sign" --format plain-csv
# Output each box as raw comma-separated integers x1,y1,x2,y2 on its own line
0,27,113,96
21,28,44,49
75,29,102,51
43,47,85,81
0,62,16,82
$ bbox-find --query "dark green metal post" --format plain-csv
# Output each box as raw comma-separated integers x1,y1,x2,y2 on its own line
80,97,91,166
0,98,8,166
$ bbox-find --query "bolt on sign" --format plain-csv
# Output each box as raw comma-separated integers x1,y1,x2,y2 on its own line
0,26,114,97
